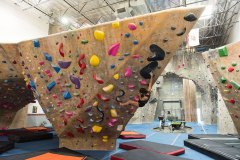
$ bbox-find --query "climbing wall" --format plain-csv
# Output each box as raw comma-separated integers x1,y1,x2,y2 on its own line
202,41,240,133
0,44,35,129
1,6,204,150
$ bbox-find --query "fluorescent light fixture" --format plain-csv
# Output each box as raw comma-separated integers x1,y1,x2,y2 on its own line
199,5,213,20
61,17,69,24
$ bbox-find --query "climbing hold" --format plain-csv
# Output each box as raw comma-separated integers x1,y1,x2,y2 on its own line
139,21,143,26
70,75,81,89
113,74,119,80
39,61,45,66
228,67,234,72
115,89,125,102
230,80,240,90
58,61,71,69
65,111,73,117
118,57,124,61
93,73,104,84
59,43,64,57
51,64,61,73
110,109,118,118
110,64,115,69
124,53,130,56
102,84,114,93
97,93,110,101
226,84,232,89
52,94,58,99
232,62,237,66
171,26,176,30
44,53,52,62
224,90,230,94
90,55,100,67
221,66,226,70
108,118,117,127
133,40,139,45
92,125,102,133
103,136,108,142
148,44,165,61
184,13,197,22
112,21,120,28
63,91,71,100
29,80,36,90
128,23,137,30
108,43,120,56
33,40,40,48
93,101,98,107
125,33,130,38
125,67,132,77
140,79,147,85
47,81,56,91
128,84,136,89
218,46,228,57
77,98,84,108
81,40,88,44
94,30,104,40
132,54,140,59
220,77,227,83
229,98,235,104
140,61,158,79
73,92,80,96
176,28,186,36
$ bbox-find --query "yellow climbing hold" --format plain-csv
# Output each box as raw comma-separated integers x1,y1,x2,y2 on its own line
103,84,114,93
103,136,108,142
24,78,29,82
94,30,104,40
112,21,120,28
93,101,98,107
224,90,230,94
113,74,119,80
90,55,100,67
92,125,102,133
110,109,118,118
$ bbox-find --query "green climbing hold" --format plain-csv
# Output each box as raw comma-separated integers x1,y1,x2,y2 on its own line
221,66,226,70
218,46,228,57
230,80,240,90
220,77,227,83
232,62,237,67
81,40,88,44
65,83,72,87
68,55,72,58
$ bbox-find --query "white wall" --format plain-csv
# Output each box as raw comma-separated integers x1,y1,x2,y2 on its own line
228,12,240,43
0,0,49,43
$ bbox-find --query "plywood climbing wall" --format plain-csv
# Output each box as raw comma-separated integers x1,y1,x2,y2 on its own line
183,79,197,122
0,44,35,129
1,6,204,150
202,41,240,133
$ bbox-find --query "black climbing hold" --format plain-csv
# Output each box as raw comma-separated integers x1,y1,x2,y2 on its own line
163,39,168,43
140,61,158,79
176,28,186,36
147,44,165,61
115,89,125,102
184,13,197,22
2,61,6,63
171,26,176,30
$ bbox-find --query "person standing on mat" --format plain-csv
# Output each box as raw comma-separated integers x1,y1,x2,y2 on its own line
120,73,154,107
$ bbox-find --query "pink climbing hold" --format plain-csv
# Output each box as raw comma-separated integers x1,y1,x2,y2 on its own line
108,43,120,56
140,79,147,85
52,94,58,99
134,95,139,102
132,54,140,59
128,84,136,89
108,118,118,127
39,61,44,65
44,69,50,74
128,23,137,30
124,67,132,78
65,111,73,117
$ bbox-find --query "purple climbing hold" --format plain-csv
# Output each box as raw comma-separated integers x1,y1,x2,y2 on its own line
58,61,71,69
85,105,93,112
70,75,81,89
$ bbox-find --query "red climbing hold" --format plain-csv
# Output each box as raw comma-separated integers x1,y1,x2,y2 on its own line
93,73,104,84
228,67,234,72
226,84,232,89
77,118,84,124
77,98,84,108
229,98,235,104
59,43,64,57
78,54,86,75
97,93,110,101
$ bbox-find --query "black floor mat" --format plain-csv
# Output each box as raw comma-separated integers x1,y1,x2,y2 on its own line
7,132,53,143
0,141,14,154
188,134,239,140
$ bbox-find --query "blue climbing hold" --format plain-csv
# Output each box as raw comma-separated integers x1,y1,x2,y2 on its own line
44,53,52,62
139,21,143,26
47,81,56,91
63,91,71,99
30,80,36,89
125,33,130,38
110,64,115,69
51,64,61,73
33,40,40,48
133,40,139,45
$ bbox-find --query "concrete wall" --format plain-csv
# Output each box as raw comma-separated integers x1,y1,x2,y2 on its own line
0,0,49,43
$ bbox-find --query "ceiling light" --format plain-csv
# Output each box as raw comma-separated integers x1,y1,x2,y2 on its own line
61,17,69,24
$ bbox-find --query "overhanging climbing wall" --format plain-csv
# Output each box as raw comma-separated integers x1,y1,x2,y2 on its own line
0,44,35,129
2,6,204,150
202,41,240,133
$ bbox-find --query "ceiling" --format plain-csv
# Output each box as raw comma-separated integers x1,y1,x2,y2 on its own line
10,0,240,50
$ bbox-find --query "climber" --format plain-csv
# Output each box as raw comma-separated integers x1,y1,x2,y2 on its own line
120,73,154,107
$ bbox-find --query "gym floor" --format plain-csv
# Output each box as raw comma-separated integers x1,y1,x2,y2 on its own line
0,122,217,160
